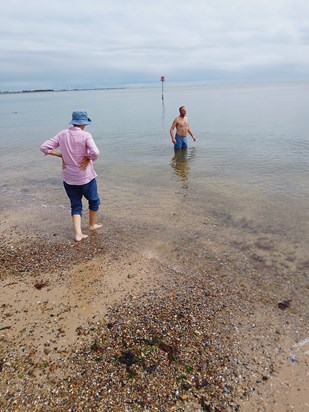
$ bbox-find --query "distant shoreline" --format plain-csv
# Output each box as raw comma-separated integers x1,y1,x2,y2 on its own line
0,87,126,95
1,80,309,95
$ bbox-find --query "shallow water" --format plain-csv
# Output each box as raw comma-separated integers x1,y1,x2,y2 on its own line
1,83,308,275
1,84,308,412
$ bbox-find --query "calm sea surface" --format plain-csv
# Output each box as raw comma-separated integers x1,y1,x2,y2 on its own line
1,83,308,269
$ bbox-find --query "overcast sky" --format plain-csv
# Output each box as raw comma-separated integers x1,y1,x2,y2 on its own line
1,0,309,91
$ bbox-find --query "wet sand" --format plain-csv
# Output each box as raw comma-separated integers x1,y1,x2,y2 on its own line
0,206,309,411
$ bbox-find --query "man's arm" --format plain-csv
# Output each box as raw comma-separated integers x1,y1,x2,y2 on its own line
187,127,196,142
170,118,177,144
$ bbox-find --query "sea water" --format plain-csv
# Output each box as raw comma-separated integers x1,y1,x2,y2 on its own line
0,82,308,273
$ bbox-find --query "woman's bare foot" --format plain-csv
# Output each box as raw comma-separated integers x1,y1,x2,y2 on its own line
89,224,103,231
74,234,88,242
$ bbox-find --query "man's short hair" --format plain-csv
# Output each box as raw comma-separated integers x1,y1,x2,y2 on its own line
179,106,185,112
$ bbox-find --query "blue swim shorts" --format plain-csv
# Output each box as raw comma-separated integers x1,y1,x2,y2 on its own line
174,133,188,150
63,178,100,215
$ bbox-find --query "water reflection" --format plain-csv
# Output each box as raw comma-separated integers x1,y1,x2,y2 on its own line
170,148,196,190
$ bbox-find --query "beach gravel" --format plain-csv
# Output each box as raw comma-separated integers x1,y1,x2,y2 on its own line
0,223,308,411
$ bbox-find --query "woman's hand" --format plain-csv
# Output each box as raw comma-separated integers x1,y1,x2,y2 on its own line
79,156,90,170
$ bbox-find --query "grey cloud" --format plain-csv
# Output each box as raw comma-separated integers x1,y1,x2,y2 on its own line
1,0,309,91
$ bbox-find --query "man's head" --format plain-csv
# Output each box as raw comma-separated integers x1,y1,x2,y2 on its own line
179,106,186,117
69,111,92,127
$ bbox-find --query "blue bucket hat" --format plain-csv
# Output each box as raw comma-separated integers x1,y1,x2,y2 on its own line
69,111,92,125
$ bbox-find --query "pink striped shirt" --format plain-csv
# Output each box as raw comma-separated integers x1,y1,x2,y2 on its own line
40,127,100,185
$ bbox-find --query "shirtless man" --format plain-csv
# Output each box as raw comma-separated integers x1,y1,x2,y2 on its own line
170,106,196,150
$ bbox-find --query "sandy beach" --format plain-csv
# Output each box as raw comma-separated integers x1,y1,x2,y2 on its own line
1,203,308,412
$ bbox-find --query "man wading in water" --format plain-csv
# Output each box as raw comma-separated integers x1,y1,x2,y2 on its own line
170,106,196,150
